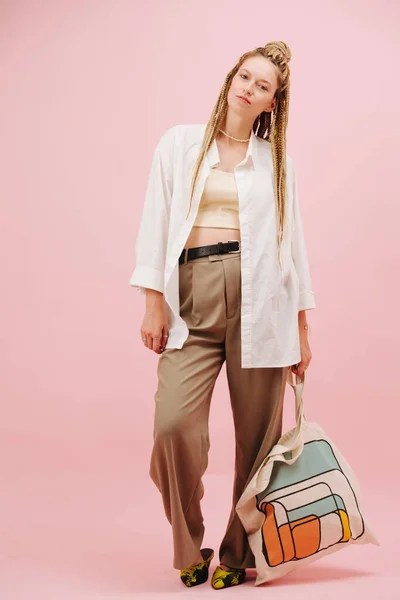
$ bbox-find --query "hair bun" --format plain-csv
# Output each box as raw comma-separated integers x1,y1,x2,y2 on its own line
264,41,291,65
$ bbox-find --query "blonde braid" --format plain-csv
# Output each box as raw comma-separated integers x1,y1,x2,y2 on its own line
263,41,291,269
186,41,292,270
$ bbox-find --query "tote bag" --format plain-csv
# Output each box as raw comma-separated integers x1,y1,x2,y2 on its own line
236,368,380,586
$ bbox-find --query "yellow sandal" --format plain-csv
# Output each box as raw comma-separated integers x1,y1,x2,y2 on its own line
180,548,215,587
211,565,246,589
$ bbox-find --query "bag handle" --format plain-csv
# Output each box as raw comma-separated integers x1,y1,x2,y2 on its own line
286,368,306,422
265,369,306,462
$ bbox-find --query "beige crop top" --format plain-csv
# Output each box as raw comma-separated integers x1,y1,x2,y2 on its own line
193,168,240,229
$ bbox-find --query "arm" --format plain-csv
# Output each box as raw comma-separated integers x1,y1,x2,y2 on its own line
129,126,176,295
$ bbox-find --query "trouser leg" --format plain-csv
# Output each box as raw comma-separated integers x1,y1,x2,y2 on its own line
149,256,226,570
218,255,288,569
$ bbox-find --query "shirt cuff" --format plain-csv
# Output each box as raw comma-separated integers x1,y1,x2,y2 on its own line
298,291,316,311
129,266,164,294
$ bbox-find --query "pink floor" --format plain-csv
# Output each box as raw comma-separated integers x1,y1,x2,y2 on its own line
0,453,395,600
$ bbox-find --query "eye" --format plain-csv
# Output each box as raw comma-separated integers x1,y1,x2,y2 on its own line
240,73,267,91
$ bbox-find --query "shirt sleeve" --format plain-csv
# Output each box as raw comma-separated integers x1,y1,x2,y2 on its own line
290,161,317,311
129,127,175,295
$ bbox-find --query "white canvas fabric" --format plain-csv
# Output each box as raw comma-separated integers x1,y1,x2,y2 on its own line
236,370,380,585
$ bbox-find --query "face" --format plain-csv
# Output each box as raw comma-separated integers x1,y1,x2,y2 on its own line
227,55,279,118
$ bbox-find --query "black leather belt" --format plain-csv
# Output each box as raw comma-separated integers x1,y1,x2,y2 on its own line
179,240,240,265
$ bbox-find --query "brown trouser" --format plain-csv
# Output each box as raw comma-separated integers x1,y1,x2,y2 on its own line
149,249,288,570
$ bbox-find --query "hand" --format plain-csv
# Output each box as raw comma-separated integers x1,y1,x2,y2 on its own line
291,328,312,377
140,292,169,354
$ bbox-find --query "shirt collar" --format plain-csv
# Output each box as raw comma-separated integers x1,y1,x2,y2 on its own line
206,126,261,170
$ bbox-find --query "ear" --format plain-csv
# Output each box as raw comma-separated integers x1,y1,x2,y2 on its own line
265,98,276,113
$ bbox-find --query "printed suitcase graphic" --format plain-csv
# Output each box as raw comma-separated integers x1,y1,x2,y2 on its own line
256,439,365,567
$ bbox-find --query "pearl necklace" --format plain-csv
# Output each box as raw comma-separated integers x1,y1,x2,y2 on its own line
218,128,250,143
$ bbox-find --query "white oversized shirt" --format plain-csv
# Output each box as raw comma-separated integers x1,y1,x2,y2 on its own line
129,123,316,368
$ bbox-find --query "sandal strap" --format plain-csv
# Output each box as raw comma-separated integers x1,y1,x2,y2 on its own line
216,565,245,574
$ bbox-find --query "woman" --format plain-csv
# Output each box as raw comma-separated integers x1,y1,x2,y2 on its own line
129,41,316,589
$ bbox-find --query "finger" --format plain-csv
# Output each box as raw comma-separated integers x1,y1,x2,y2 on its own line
151,333,162,353
160,329,169,351
149,334,156,352
298,363,306,376
292,363,303,377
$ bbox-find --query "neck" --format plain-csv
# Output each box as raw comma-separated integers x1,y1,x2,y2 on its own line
219,115,253,142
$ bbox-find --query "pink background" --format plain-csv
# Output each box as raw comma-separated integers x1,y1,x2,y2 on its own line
0,0,398,597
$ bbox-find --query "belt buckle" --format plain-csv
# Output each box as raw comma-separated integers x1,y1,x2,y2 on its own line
227,239,241,253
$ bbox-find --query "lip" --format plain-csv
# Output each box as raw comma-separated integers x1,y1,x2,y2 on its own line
237,95,251,105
